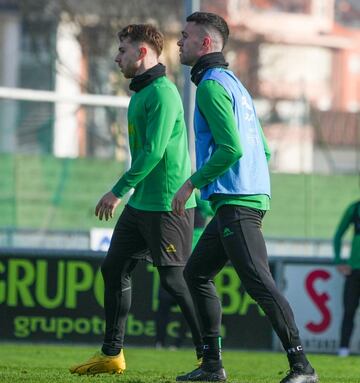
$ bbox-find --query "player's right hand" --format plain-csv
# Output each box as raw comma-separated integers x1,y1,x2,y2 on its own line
95,191,121,221
172,179,194,216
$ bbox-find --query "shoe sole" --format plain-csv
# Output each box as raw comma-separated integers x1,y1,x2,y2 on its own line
280,373,318,383
70,364,125,375
72,368,124,375
176,370,226,381
176,377,226,382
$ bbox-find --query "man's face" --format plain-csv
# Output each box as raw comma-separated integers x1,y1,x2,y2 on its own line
115,37,141,78
177,22,205,66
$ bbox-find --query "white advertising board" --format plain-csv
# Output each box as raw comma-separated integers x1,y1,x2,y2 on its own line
282,264,360,354
90,228,114,251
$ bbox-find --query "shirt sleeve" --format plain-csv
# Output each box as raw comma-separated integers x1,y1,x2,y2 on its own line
112,86,177,197
333,203,355,264
190,80,243,189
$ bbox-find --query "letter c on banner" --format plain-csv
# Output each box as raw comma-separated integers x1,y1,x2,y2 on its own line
305,269,331,333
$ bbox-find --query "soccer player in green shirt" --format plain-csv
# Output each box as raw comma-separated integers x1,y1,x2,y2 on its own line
333,199,360,357
172,12,317,383
69,23,202,376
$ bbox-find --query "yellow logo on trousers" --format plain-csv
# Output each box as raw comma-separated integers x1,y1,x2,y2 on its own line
165,244,177,253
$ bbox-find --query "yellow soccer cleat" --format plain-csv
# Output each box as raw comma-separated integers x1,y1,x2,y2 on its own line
69,349,126,375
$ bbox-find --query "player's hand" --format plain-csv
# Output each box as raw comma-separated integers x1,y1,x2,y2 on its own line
95,191,121,221
336,264,352,276
172,179,194,216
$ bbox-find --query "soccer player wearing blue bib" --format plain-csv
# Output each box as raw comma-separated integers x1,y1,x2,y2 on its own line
172,12,318,383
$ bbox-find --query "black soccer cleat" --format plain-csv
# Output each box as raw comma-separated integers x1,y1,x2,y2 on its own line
176,367,227,382
280,363,318,383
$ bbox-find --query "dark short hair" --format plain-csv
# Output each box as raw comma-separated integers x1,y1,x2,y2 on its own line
118,24,163,56
186,12,229,48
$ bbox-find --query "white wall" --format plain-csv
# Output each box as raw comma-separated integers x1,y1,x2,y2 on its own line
54,21,82,158
259,44,332,108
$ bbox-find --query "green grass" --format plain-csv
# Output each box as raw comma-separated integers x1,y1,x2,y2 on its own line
0,343,359,382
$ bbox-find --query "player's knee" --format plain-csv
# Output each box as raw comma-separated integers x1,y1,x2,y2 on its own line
101,259,124,284
183,264,195,285
159,276,171,293
242,283,264,303
157,271,175,292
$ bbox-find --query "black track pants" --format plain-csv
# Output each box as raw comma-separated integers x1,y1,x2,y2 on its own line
340,269,360,347
100,206,202,355
184,205,302,351
101,261,202,353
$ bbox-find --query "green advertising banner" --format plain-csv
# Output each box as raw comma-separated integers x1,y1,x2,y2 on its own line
0,249,272,349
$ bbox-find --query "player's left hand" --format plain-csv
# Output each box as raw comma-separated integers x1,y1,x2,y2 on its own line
95,191,121,221
336,264,352,276
172,179,194,216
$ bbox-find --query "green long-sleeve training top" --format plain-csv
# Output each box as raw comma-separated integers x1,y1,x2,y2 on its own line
333,201,360,269
112,76,196,211
189,79,271,212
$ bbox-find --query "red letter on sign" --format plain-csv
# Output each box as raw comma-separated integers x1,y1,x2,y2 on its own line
305,270,331,333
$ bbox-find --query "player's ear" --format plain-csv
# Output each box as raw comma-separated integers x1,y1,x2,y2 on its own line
203,36,211,49
138,46,147,60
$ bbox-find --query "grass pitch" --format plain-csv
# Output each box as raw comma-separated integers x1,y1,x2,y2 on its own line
0,343,359,383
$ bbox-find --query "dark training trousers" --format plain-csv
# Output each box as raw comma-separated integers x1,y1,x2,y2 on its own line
340,269,360,348
155,286,188,347
100,205,202,355
184,205,302,352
